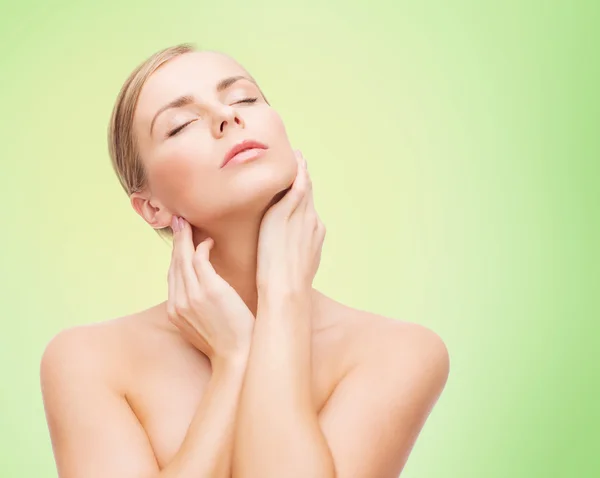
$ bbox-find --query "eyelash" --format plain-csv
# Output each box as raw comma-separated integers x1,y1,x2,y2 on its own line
167,97,258,137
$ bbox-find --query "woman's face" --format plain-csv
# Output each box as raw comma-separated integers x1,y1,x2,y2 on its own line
132,51,297,229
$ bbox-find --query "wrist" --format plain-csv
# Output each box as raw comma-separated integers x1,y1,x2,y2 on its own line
257,284,312,318
211,344,250,375
259,280,310,300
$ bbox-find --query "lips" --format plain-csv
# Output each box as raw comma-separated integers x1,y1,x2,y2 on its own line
222,139,268,168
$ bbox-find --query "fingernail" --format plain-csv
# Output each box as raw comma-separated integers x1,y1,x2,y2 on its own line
171,216,179,232
178,217,185,230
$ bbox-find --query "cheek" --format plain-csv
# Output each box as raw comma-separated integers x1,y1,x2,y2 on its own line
268,111,298,169
147,153,215,211
264,109,290,142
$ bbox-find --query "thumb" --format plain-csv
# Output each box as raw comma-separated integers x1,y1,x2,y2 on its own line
194,237,218,281
196,236,214,261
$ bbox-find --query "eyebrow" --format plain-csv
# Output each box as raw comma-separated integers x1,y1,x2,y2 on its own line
149,75,257,136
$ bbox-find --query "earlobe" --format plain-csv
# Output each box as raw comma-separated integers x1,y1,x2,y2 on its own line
130,192,172,229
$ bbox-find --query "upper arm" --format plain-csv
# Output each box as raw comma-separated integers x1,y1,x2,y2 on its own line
318,323,450,478
40,328,160,478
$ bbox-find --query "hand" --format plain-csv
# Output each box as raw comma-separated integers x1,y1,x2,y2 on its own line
167,216,254,366
256,150,326,298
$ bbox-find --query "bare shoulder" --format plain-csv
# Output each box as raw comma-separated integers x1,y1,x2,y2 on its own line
314,298,451,477
352,310,448,365
39,306,169,477
319,294,450,385
41,319,122,381
40,304,164,394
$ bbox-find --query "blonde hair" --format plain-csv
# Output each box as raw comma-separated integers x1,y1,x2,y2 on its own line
107,42,197,243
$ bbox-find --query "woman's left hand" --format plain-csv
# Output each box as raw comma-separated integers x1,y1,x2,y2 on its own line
256,150,326,299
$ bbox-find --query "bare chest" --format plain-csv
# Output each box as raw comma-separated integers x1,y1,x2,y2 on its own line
125,335,344,469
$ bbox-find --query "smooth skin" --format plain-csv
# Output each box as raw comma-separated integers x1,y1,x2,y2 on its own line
40,50,450,478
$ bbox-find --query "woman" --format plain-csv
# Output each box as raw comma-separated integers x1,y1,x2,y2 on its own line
40,43,450,478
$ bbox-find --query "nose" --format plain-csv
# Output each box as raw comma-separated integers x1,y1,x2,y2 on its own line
208,103,244,138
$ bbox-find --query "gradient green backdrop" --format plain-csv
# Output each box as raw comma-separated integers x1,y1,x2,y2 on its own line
1,1,598,476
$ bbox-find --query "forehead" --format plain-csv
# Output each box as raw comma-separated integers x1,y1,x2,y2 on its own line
135,51,251,127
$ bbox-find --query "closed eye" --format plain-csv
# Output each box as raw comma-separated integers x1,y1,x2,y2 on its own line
236,97,258,105
166,97,259,138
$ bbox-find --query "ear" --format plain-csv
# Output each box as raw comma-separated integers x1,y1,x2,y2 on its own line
130,191,172,230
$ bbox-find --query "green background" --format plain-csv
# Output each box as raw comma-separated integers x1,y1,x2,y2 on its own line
1,1,598,476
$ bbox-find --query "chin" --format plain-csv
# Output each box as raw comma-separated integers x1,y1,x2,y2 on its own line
226,153,297,213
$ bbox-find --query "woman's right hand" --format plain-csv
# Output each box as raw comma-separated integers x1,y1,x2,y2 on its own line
167,216,255,367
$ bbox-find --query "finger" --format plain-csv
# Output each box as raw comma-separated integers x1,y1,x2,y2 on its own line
300,159,320,241
289,154,314,243
192,237,219,285
169,216,188,315
287,150,311,221
281,150,309,216
298,151,313,214
316,217,326,242
167,260,177,322
177,218,202,299
167,218,176,282
194,237,216,278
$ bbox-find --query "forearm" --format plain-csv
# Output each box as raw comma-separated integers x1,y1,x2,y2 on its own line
232,291,336,478
159,352,249,478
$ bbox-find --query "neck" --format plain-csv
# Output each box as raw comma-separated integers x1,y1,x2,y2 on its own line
181,215,331,334
191,207,264,317
188,188,291,317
